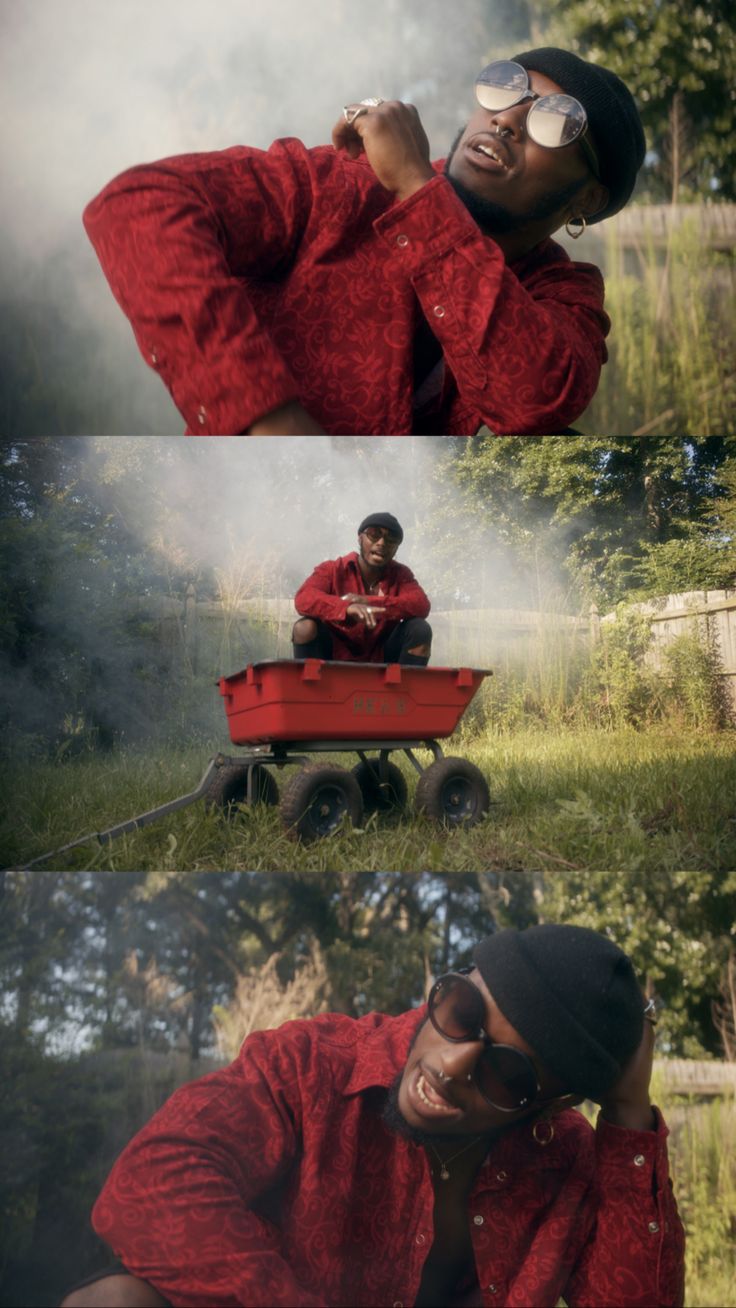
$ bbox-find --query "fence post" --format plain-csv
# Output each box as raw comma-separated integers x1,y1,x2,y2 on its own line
183,582,198,674
589,602,600,648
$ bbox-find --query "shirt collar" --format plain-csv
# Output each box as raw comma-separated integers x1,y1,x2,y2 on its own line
342,1007,425,1095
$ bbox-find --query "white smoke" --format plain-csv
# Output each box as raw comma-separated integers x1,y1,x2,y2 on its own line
1,0,507,433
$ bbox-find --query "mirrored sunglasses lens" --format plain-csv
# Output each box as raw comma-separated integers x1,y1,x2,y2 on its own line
430,976,483,1039
475,60,529,111
527,94,586,148
478,1045,537,1110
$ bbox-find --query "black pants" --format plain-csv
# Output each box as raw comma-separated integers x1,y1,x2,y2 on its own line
293,617,432,665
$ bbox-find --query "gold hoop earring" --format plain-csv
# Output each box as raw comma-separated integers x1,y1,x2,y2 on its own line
565,215,587,240
532,1120,555,1146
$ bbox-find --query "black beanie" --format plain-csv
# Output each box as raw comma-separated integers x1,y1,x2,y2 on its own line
358,512,404,543
472,925,644,1099
512,47,646,223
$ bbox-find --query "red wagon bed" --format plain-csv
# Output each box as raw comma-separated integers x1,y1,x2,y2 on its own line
218,659,489,745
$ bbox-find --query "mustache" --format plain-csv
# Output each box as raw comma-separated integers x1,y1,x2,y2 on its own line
443,126,588,235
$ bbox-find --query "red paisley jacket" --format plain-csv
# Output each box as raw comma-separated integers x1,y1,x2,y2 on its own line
294,552,431,660
82,139,610,436
91,1008,684,1308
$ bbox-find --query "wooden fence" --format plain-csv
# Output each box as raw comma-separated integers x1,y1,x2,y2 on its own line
601,203,736,253
130,586,736,705
654,1058,736,1098
600,588,736,710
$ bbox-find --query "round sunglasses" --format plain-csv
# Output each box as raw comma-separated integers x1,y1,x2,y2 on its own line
361,526,401,546
427,970,542,1112
475,60,600,180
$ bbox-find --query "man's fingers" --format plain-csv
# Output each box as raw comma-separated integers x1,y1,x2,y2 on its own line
331,117,365,158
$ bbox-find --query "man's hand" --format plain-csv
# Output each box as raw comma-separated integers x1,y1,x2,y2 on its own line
60,1272,168,1307
346,602,387,629
331,101,435,202
247,402,325,435
599,1016,656,1132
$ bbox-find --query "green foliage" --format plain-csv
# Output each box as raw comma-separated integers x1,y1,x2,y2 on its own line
450,436,734,606
540,868,734,1056
661,629,733,731
667,1099,736,1305
532,0,736,201
588,605,658,727
584,224,736,437
633,537,734,597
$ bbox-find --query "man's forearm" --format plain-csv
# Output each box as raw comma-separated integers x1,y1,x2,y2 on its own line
83,146,311,435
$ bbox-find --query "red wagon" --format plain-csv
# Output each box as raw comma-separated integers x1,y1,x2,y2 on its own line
207,659,492,842
16,659,494,868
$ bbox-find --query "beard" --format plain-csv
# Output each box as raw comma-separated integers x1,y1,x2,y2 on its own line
380,1018,461,1147
380,1064,504,1150
443,126,587,236
380,1071,466,1147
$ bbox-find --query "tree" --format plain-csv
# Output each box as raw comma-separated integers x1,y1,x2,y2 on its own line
531,1,736,201
449,436,735,606
536,867,736,1058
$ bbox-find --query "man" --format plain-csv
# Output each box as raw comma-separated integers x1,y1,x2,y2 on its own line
60,920,690,1308
61,925,684,1307
83,49,645,436
292,512,432,664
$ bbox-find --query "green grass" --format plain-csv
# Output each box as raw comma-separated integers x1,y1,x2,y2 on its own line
581,219,736,436
3,725,735,872
665,1096,736,1308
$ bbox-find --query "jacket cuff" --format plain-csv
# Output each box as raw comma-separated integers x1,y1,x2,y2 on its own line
594,1105,668,1188
373,174,501,270
171,344,300,435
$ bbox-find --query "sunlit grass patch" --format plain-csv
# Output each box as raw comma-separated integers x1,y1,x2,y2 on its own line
3,726,735,873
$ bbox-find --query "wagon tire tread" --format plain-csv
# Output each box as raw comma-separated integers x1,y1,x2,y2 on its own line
414,756,490,829
280,763,364,843
204,762,279,816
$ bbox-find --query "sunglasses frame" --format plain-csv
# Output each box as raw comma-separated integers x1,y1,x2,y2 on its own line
475,60,601,181
360,526,401,546
427,969,542,1113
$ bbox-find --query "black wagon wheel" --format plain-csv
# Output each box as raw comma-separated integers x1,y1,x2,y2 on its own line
204,762,279,816
351,759,408,815
414,757,490,829
280,764,364,843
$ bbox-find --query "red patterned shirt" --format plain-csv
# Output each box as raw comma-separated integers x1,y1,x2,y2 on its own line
294,551,431,661
92,1008,684,1308
82,139,610,436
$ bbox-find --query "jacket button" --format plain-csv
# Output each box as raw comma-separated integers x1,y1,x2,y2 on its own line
648,1221,660,1233
473,1214,484,1226
396,233,409,248
488,1286,499,1295
433,304,446,318
496,1171,508,1182
150,351,158,364
416,1232,426,1245
634,1154,646,1166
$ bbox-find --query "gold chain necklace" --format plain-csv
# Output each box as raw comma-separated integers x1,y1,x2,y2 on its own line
427,1136,483,1182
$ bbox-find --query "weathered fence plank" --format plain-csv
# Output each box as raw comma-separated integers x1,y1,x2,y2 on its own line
655,1058,736,1098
